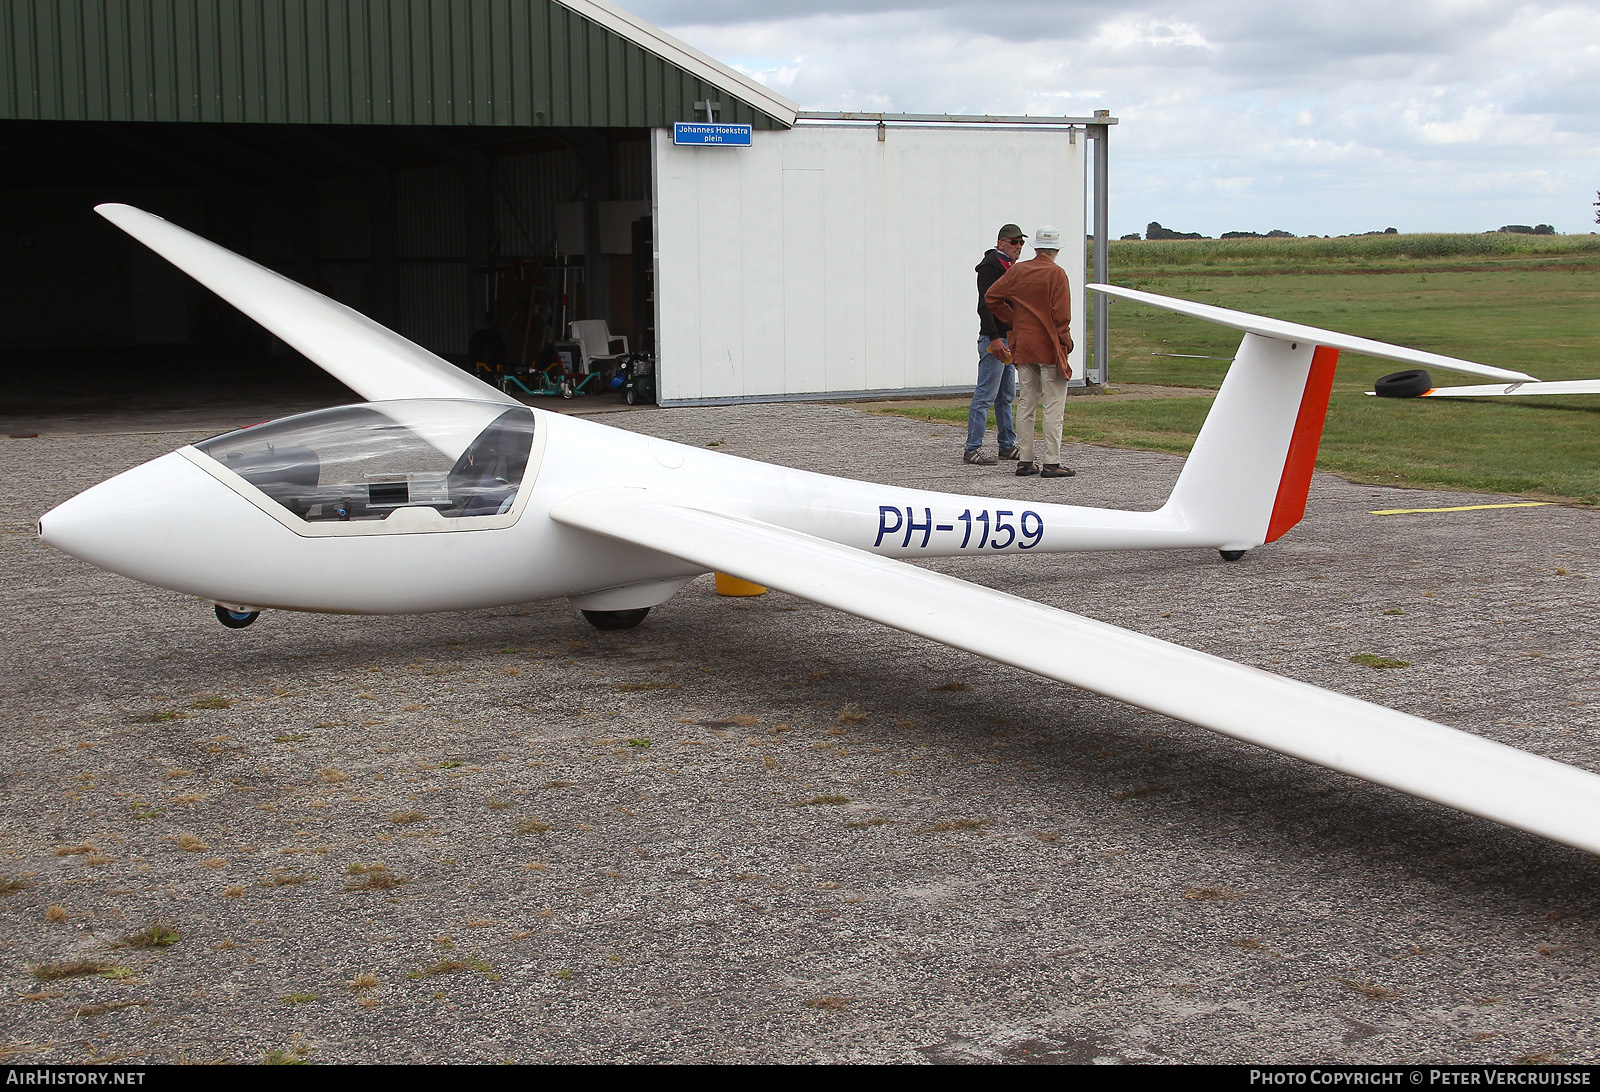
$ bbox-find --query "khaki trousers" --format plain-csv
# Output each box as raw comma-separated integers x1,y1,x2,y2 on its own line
1014,362,1070,465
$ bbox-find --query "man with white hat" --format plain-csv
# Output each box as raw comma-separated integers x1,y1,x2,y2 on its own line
984,224,1076,479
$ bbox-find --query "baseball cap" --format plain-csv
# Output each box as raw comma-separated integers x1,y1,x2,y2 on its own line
997,224,1026,242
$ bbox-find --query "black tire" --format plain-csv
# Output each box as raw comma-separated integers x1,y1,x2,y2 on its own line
625,388,637,405
214,604,260,629
1219,549,1246,562
581,607,650,631
1373,369,1432,398
560,379,574,399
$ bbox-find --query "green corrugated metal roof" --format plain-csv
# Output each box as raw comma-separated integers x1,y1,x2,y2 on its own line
0,0,793,128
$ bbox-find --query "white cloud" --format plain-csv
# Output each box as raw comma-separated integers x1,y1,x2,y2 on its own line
629,0,1600,235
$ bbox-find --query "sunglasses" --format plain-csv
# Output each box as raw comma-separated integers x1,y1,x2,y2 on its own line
1003,236,1025,244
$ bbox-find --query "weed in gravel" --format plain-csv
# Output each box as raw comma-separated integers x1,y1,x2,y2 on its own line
30,960,116,980
627,738,652,748
805,996,854,1011
348,973,378,992
838,705,868,723
201,858,226,870
266,871,312,887
389,811,425,825
702,714,761,727
165,768,193,779
172,834,209,852
73,1000,144,1018
131,711,182,723
1337,977,1400,1000
43,906,67,923
190,696,231,710
121,921,180,949
486,798,510,810
0,877,34,894
1350,653,1410,669
264,1045,308,1065
1184,887,1239,902
343,866,404,891
407,958,490,980
318,768,350,783
517,819,552,834
281,993,317,1004
275,733,309,743
54,844,94,857
222,885,244,898
83,855,111,866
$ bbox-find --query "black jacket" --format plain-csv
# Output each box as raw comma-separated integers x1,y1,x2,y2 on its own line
975,249,1012,340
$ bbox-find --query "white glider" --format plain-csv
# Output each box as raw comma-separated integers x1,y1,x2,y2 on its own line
37,204,1600,857
1366,370,1600,399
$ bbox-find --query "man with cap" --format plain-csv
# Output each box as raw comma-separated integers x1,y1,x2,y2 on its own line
963,225,1026,465
985,224,1076,479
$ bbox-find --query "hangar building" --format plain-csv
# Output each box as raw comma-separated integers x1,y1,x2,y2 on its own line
0,0,1112,407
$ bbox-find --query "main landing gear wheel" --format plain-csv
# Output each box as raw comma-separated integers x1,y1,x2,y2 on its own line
1373,369,1432,398
581,607,651,631
214,605,260,629
1219,550,1246,562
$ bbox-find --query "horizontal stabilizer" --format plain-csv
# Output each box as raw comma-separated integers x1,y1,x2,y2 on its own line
95,204,516,407
554,487,1600,855
1091,284,1538,383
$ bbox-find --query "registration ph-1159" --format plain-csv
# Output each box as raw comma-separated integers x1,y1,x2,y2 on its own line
874,505,1045,551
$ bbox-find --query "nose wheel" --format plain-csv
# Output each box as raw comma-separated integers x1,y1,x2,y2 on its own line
214,604,260,629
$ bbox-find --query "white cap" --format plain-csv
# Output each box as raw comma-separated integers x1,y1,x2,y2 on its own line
1033,225,1062,250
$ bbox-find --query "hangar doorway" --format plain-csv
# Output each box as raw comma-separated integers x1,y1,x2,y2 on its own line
0,120,659,420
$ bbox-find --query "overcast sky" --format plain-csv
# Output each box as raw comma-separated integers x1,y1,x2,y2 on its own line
626,0,1600,238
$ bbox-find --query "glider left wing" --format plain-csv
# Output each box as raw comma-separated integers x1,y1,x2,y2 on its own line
552,486,1600,855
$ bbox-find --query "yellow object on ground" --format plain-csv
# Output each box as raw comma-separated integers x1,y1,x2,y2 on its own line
1371,502,1552,515
714,572,767,596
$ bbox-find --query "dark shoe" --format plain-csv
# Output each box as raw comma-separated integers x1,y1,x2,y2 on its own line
1041,464,1076,478
1015,462,1039,476
963,449,998,465
998,446,1021,460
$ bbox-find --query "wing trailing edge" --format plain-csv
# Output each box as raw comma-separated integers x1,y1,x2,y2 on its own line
552,487,1600,855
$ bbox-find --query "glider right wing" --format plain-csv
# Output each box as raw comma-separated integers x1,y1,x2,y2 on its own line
552,486,1600,856
95,204,517,407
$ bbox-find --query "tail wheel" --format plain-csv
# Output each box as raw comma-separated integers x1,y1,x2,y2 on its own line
581,607,650,630
1374,369,1432,398
214,604,260,628
1219,550,1245,562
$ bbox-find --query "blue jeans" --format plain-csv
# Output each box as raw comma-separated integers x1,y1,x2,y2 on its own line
966,337,1017,453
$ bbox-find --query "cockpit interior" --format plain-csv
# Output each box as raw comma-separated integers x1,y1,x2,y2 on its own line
193,401,537,526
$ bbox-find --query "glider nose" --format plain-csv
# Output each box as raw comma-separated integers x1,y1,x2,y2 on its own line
39,451,266,589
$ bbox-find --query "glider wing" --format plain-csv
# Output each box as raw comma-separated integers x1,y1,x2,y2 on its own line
553,486,1600,855
94,204,517,406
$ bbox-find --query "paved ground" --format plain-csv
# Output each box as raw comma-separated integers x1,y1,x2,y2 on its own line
1,397,1597,1064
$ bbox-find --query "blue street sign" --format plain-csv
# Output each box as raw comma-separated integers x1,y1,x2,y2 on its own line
673,122,753,147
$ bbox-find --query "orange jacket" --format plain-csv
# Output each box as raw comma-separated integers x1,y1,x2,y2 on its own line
984,257,1072,371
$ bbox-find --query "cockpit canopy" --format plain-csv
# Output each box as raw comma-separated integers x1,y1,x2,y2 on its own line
194,400,536,525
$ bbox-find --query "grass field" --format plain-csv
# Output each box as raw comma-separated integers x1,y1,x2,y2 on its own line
884,234,1600,503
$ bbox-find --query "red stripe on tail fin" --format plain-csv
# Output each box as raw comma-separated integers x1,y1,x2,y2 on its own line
1265,346,1339,543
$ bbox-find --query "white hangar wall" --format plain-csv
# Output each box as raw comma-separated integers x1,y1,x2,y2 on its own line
652,123,1086,404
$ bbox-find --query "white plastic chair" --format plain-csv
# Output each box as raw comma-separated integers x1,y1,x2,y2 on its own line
569,320,629,374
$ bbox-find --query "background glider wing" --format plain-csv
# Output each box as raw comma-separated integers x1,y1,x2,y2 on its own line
95,204,516,406
1091,284,1538,383
553,486,1600,855
1418,379,1600,398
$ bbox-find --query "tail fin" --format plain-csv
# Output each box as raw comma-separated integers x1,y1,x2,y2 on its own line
1089,285,1536,552
1163,335,1337,550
